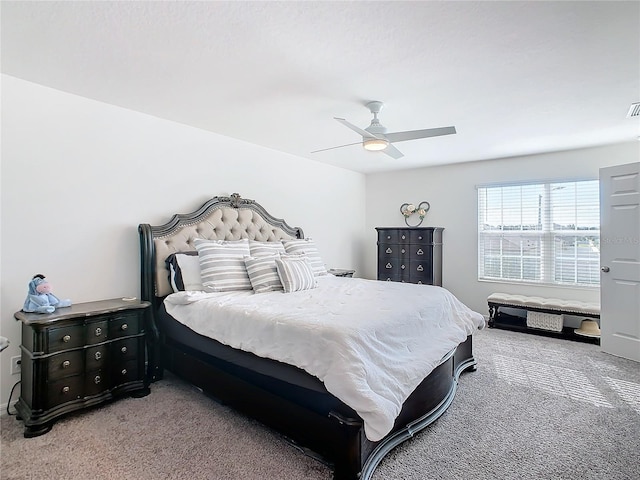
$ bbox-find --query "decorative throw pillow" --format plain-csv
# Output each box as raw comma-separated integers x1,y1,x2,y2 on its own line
166,251,202,292
281,239,328,277
194,238,252,292
275,255,317,293
244,255,283,293
249,240,286,257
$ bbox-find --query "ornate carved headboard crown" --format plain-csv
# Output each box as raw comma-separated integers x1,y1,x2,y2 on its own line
139,193,303,303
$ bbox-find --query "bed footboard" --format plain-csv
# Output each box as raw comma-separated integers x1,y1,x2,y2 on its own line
161,334,475,480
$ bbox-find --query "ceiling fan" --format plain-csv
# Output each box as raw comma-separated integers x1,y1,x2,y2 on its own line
312,101,456,159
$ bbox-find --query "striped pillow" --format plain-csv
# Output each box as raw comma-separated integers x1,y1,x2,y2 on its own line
275,255,317,293
249,240,286,257
281,239,328,277
194,238,252,292
244,255,283,293
166,251,202,292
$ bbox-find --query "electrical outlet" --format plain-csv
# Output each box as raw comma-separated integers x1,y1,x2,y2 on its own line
10,356,21,375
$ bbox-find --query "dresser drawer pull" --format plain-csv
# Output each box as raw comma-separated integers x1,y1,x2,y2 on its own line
62,360,70,369
121,346,127,354
386,235,391,240
62,386,70,394
417,248,424,255
401,248,406,254
95,327,102,336
401,235,406,240
95,351,102,361
417,265,424,272
386,248,392,254
401,264,406,270
62,335,71,343
94,375,101,384
121,369,127,376
120,323,128,331
385,263,392,269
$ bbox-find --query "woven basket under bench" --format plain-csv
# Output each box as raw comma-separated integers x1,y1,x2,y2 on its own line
487,293,600,341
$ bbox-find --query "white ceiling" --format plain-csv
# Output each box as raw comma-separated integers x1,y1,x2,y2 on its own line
2,1,639,174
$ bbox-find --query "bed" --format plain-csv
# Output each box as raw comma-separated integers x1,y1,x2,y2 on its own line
138,193,484,480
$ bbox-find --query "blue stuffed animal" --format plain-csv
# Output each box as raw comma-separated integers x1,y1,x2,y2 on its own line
23,274,72,314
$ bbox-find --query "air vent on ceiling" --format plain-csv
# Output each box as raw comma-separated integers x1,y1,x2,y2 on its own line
627,102,640,118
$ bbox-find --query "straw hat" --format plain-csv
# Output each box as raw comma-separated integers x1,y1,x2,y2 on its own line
574,319,601,337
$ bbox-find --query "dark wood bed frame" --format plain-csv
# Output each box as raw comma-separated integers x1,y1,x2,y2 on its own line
138,193,477,480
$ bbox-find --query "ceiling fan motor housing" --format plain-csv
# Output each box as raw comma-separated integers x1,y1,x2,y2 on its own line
365,101,388,137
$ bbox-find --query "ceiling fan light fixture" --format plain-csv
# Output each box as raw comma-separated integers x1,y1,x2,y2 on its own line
363,138,389,151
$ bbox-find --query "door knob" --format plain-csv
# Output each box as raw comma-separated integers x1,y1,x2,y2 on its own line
601,266,610,272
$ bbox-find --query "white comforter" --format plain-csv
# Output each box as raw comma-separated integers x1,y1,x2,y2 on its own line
164,276,485,441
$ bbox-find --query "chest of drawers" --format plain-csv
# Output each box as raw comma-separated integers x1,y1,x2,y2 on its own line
14,298,150,437
376,227,444,286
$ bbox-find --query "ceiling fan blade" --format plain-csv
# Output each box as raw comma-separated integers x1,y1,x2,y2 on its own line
310,141,362,154
385,126,456,143
383,144,404,159
334,117,381,140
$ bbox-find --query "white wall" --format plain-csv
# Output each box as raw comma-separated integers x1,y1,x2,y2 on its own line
0,75,366,407
364,142,640,315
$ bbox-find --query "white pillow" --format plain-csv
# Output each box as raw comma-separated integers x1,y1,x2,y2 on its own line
249,240,286,257
244,255,283,293
194,238,252,292
166,252,203,292
281,239,328,277
275,255,317,293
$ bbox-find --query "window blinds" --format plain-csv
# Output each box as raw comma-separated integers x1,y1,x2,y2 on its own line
478,180,600,287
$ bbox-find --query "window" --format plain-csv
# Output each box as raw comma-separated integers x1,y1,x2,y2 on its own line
478,180,600,287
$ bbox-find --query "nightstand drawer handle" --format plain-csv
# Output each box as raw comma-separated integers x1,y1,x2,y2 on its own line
94,351,102,361
401,264,406,270
121,368,127,376
386,248,392,254
417,265,424,272
121,323,128,331
95,327,102,336
385,263,392,269
94,375,101,384
62,360,70,368
62,386,70,394
62,335,71,343
401,248,406,254
121,346,127,354
417,249,424,255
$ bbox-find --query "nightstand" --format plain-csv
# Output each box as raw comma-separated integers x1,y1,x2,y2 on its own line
14,298,150,438
328,269,355,278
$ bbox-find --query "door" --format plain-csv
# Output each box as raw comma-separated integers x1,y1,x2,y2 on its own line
599,162,640,362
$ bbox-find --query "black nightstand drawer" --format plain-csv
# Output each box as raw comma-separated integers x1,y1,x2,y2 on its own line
47,350,84,380
47,325,85,353
109,312,140,338
112,337,139,361
86,320,109,345
113,359,140,383
85,344,109,371
85,370,109,397
46,375,83,409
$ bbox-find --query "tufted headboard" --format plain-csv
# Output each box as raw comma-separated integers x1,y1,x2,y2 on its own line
138,193,303,306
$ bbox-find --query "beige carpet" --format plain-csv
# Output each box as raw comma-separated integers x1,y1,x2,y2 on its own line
2,327,639,480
